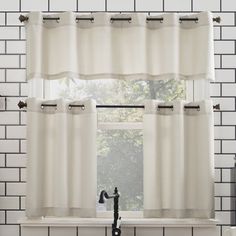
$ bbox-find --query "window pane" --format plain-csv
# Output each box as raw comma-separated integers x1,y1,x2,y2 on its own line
47,78,186,211
97,129,143,211
48,78,186,121
49,79,186,102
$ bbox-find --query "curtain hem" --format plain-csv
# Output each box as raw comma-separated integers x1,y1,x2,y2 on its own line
26,207,96,218
143,209,215,219
26,72,215,81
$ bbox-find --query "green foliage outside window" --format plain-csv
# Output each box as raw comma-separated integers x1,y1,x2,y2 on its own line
57,78,185,211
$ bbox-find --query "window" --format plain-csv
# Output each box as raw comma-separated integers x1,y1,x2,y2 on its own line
39,78,189,213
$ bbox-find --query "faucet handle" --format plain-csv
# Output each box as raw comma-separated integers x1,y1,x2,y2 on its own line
117,217,121,228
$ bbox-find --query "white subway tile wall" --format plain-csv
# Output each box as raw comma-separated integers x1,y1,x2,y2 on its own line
193,0,220,11
0,0,235,236
164,0,191,11
49,0,77,11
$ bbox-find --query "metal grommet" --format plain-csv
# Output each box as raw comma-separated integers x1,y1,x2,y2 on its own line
68,105,72,110
75,18,79,23
56,19,60,23
91,17,94,23
81,105,85,110
41,105,44,109
128,19,131,23
195,19,198,23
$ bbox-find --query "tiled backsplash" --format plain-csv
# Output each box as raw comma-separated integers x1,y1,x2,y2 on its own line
0,0,236,236
20,226,218,236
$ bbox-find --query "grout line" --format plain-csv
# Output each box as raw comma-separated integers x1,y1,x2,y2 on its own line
4,154,6,168
105,0,107,12
19,196,21,210
4,13,7,26
19,225,21,236
1,10,236,13
19,0,21,12
220,82,222,97
5,210,7,224
19,167,21,182
4,125,6,139
235,11,236,26
4,41,7,54
4,68,6,83
220,54,222,69
220,168,223,182
220,196,223,211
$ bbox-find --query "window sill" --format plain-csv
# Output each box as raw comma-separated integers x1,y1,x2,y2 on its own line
19,217,217,228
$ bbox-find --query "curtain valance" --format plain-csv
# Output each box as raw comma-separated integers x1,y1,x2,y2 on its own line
25,11,214,81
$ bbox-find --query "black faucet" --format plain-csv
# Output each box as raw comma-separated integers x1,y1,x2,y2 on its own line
99,187,121,236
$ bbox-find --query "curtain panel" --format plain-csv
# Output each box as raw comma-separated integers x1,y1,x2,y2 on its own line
26,98,97,217
143,100,214,218
25,11,214,81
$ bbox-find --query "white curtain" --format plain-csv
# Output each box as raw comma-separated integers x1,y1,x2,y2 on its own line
25,11,214,81
143,100,214,218
26,98,97,217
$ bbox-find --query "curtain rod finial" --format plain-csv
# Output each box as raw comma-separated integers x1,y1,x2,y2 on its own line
214,16,221,23
19,15,28,22
213,104,220,110
18,100,27,109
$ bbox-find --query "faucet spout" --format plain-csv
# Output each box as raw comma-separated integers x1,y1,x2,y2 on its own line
98,190,109,204
98,187,121,236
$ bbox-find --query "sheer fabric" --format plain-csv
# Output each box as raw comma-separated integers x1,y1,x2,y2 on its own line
26,98,97,217
143,100,214,218
25,11,214,81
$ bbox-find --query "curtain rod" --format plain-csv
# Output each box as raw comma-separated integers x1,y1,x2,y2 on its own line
19,14,221,23
17,101,220,111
